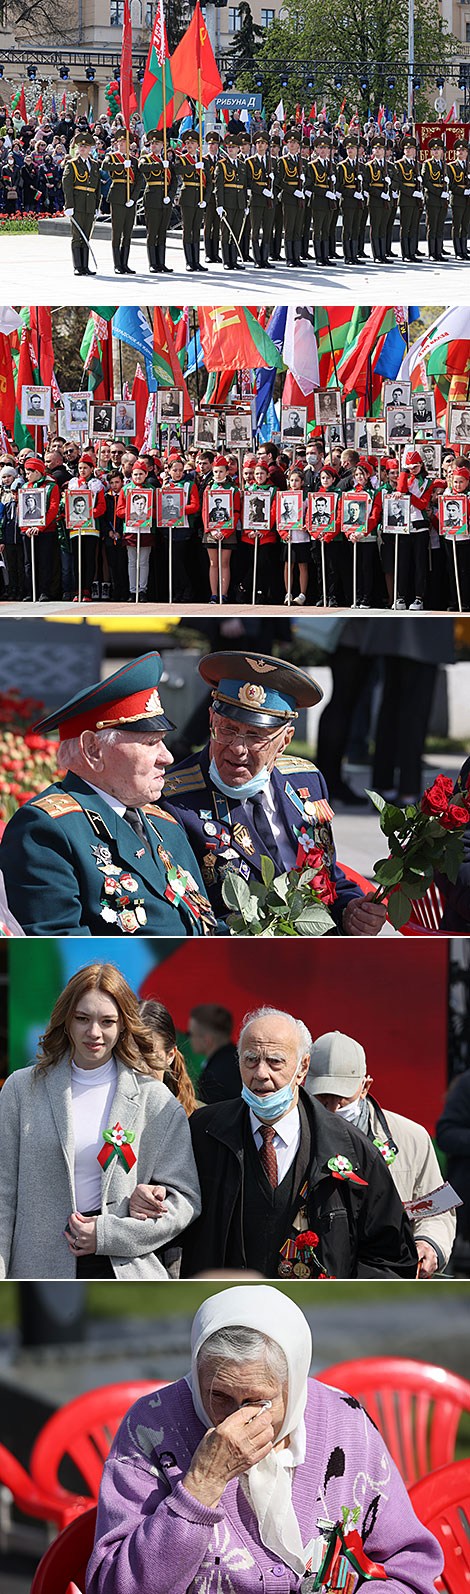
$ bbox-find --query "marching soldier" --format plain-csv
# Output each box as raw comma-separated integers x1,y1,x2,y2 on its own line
275,124,305,267
139,130,177,274
269,134,283,259
175,129,210,274
203,129,221,263
422,135,450,260
101,128,144,275
238,129,253,260
245,127,275,268
62,128,100,277
363,134,390,262
0,653,217,937
447,134,470,258
215,133,247,271
335,135,364,263
393,133,424,262
309,131,336,265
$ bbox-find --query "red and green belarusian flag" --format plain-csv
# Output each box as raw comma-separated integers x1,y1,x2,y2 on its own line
398,306,470,412
315,307,352,387
336,306,396,396
13,324,39,449
11,85,27,122
198,307,285,372
79,309,116,397
141,0,187,131
153,307,193,420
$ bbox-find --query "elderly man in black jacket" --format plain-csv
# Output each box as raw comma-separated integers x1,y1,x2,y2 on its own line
128,1005,416,1280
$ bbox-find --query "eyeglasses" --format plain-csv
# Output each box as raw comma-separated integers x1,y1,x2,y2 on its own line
213,719,285,751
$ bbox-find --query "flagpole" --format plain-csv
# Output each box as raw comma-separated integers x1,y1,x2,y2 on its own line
126,126,130,204
198,67,204,205
162,55,168,200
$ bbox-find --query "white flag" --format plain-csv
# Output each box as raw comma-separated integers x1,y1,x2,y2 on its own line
283,306,319,396
0,308,21,336
275,99,284,121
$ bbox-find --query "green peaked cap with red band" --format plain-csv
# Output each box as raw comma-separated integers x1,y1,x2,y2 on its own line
31,651,175,740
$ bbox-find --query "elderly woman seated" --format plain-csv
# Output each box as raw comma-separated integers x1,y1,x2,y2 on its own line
87,1286,442,1594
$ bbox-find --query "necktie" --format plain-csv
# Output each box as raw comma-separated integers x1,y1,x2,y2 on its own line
123,807,150,852
249,795,285,875
259,1123,278,1187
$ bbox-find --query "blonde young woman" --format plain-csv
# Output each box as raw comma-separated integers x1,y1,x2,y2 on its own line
0,963,201,1281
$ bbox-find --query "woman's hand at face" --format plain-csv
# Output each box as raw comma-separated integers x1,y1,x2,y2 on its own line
129,1183,168,1219
183,1405,275,1508
65,1213,97,1255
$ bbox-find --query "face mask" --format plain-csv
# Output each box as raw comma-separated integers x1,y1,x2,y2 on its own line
241,1062,301,1123
335,1095,363,1123
209,754,270,801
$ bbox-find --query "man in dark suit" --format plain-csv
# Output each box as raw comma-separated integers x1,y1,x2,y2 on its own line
188,1003,240,1104
162,650,387,935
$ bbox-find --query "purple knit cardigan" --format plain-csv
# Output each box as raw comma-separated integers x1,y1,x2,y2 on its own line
86,1376,443,1594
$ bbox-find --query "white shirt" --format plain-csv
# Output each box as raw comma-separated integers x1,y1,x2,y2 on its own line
241,780,293,856
84,780,127,817
249,1104,301,1182
71,1055,117,1212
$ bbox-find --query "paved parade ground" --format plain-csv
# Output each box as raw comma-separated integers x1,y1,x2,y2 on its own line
3,228,470,302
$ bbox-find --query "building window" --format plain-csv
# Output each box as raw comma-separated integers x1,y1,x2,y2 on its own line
228,7,242,29
110,0,124,23
466,21,470,39
261,8,275,23
146,1,154,22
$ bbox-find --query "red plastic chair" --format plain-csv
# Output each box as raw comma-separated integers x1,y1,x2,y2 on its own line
29,1381,166,1528
399,881,444,935
316,1359,470,1488
0,1439,74,1529
409,1459,470,1594
30,1504,97,1594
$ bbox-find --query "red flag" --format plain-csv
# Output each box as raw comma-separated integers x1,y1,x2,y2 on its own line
120,0,137,127
153,308,194,422
170,1,222,107
14,86,27,122
174,307,190,357
0,335,16,432
283,372,317,423
60,91,66,114
131,363,149,449
33,94,43,119
29,308,54,389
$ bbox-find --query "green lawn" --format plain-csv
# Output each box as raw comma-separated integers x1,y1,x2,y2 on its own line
0,1280,467,1330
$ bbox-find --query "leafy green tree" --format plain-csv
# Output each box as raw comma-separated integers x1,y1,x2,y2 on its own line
226,2,265,78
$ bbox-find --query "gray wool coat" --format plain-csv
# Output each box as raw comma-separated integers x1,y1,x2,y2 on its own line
0,1055,201,1280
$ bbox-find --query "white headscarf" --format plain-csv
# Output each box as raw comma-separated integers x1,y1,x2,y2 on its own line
187,1285,312,1576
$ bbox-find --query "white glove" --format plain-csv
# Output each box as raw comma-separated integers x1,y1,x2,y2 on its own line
195,160,204,169
413,188,422,198
392,189,399,198
64,207,74,217
326,189,336,200
354,189,363,199
217,204,224,216
305,187,312,198
246,188,252,198
244,205,249,215
198,199,206,208
163,194,171,203
465,187,470,195
294,187,303,198
380,190,390,200
124,159,132,169
162,160,170,169
262,186,272,197
125,198,134,207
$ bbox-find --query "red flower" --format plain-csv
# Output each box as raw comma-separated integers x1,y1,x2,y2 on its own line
301,1230,319,1247
309,867,337,906
421,774,454,815
296,841,325,871
17,792,36,806
439,805,469,830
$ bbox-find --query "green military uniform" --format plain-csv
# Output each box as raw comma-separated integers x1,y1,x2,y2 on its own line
275,131,305,267
363,136,390,262
175,134,210,273
357,145,368,258
385,145,398,258
101,139,144,274
309,136,336,265
335,140,364,263
393,140,423,262
203,133,221,263
139,136,177,273
62,130,100,277
238,136,253,260
300,139,313,259
269,138,283,259
215,137,247,270
245,132,275,268
422,138,450,260
447,137,470,258
328,138,340,261
0,651,217,937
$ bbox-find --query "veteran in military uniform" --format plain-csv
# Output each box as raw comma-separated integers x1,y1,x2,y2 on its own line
275,125,305,267
0,654,216,938
447,135,470,258
139,130,177,273
244,128,275,268
215,133,247,270
363,135,390,262
101,129,144,274
422,135,450,260
162,652,387,936
62,128,101,277
393,135,424,262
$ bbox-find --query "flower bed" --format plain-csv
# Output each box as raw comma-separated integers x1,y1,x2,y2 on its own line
0,692,59,820
0,212,39,233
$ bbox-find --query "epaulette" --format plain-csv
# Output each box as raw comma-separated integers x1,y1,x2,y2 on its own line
142,803,177,823
162,765,207,796
31,793,82,818
274,755,318,773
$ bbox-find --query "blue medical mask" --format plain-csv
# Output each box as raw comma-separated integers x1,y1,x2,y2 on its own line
209,755,270,801
241,1062,301,1123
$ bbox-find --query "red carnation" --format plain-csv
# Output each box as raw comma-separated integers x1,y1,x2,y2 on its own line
439,804,470,830
301,1230,319,1247
421,774,454,815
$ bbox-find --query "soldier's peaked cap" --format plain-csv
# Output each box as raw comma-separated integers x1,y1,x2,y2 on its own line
199,651,323,728
32,652,175,740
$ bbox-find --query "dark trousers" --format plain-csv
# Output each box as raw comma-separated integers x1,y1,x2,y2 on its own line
72,533,98,595
444,537,470,609
317,646,374,788
250,200,274,264
374,659,438,796
399,202,421,259
180,197,202,267
3,542,25,598
204,198,220,260
22,528,56,597
220,205,245,267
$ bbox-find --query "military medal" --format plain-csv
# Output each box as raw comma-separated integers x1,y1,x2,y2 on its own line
117,908,138,933
203,821,218,836
120,873,138,892
233,822,255,855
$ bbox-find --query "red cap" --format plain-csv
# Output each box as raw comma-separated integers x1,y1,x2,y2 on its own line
356,457,373,477
402,449,424,471
291,459,305,472
213,455,229,469
243,455,257,470
131,461,148,477
453,464,470,482
79,452,96,467
24,455,46,476
383,456,399,471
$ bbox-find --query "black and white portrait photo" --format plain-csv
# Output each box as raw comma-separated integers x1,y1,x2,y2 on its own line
308,492,336,533
382,494,411,534
386,406,414,443
412,391,436,430
18,486,47,527
63,393,90,435
243,492,271,532
127,488,153,530
157,488,185,526
439,495,469,538
314,389,342,426
157,387,183,422
91,402,115,436
64,488,94,532
281,406,307,443
115,401,137,436
449,405,470,443
419,442,442,476
383,380,412,408
206,489,234,527
341,493,369,534
20,386,51,427
194,413,219,448
225,412,253,448
276,490,303,535
366,420,387,453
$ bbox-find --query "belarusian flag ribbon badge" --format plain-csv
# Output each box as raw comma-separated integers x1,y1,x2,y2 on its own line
327,1155,368,1186
97,1122,137,1172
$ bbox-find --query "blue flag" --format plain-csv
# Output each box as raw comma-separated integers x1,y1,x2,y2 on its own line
256,305,288,427
375,308,420,379
113,306,157,393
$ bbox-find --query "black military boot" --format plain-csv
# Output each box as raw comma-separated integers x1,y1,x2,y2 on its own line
158,242,172,274
148,242,159,272
72,244,83,275
113,243,123,274
82,244,95,276
121,244,135,274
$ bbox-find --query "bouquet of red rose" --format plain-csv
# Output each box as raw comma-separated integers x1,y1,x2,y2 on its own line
222,846,336,936
367,771,470,929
